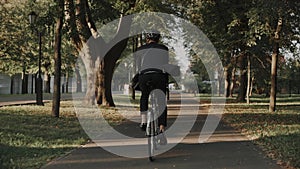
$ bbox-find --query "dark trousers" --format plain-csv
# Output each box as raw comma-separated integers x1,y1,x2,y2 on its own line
139,73,168,127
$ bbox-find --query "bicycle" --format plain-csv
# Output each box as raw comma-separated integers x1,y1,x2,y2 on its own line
146,86,159,162
133,68,168,161
143,73,168,162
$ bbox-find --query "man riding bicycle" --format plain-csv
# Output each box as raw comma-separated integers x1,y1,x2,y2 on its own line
135,30,168,145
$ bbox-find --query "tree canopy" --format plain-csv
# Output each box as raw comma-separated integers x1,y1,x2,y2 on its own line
0,0,299,109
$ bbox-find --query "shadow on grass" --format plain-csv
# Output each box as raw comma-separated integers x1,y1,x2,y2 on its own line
257,133,300,168
0,108,88,169
198,94,300,104
225,112,299,125
0,144,73,169
223,110,300,169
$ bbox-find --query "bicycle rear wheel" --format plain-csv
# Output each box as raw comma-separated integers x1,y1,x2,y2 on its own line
147,120,156,162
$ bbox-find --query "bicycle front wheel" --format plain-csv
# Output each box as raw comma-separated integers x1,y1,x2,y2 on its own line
148,136,154,161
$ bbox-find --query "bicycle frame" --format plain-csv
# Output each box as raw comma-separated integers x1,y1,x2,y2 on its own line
147,90,159,161
139,69,168,161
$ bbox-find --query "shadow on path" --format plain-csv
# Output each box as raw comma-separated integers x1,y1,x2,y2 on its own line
42,100,281,169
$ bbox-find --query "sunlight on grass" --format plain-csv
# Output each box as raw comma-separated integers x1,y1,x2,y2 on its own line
223,104,300,169
0,101,89,169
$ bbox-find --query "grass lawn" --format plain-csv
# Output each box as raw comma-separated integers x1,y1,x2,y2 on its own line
221,95,300,169
0,101,89,169
1,93,299,168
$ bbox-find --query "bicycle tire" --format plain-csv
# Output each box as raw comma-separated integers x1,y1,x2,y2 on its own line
147,88,161,162
148,120,155,162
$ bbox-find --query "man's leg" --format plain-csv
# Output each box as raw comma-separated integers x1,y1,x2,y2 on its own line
157,74,168,131
158,108,168,145
139,90,150,131
139,75,151,131
158,107,167,130
156,75,168,145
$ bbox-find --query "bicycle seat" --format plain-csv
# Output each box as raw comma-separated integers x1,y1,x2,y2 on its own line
140,68,168,90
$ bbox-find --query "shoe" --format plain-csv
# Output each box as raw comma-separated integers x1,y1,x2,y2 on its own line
139,123,147,131
158,131,167,145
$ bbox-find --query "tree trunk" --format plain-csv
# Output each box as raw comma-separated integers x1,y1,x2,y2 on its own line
65,0,82,49
99,16,133,106
93,17,132,106
83,48,98,105
288,78,292,97
44,71,51,93
67,0,133,107
218,69,223,96
44,62,51,93
31,74,34,94
10,75,14,94
95,38,131,106
269,18,282,113
61,75,65,93
103,56,117,106
21,67,28,94
269,44,278,112
34,73,38,94
246,54,251,104
224,66,231,97
229,55,237,97
52,0,64,117
95,60,105,105
229,66,236,97
237,54,247,102
249,75,254,96
75,65,82,92
66,72,69,93
104,63,114,106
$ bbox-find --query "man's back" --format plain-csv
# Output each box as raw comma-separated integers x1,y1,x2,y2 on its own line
136,31,169,145
136,42,169,72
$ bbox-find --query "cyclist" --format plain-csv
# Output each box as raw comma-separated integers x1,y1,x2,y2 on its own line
135,30,168,145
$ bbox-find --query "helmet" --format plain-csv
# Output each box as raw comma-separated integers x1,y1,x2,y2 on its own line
145,30,161,41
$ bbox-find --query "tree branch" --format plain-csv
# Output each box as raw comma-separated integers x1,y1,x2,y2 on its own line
75,0,92,43
84,0,98,38
65,0,82,50
107,14,133,61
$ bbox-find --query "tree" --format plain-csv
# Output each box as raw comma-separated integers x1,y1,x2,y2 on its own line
63,0,135,106
245,0,300,111
279,58,300,95
52,0,64,117
65,0,176,106
0,1,31,77
179,0,299,106
269,17,282,112
185,0,252,99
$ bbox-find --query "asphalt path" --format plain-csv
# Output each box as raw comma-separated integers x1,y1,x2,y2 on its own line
38,93,281,169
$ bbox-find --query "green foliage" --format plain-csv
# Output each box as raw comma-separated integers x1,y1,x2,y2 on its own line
90,0,119,24
0,0,56,76
131,0,173,13
1,0,299,98
0,1,31,75
178,0,300,97
0,0,79,78
278,58,300,94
